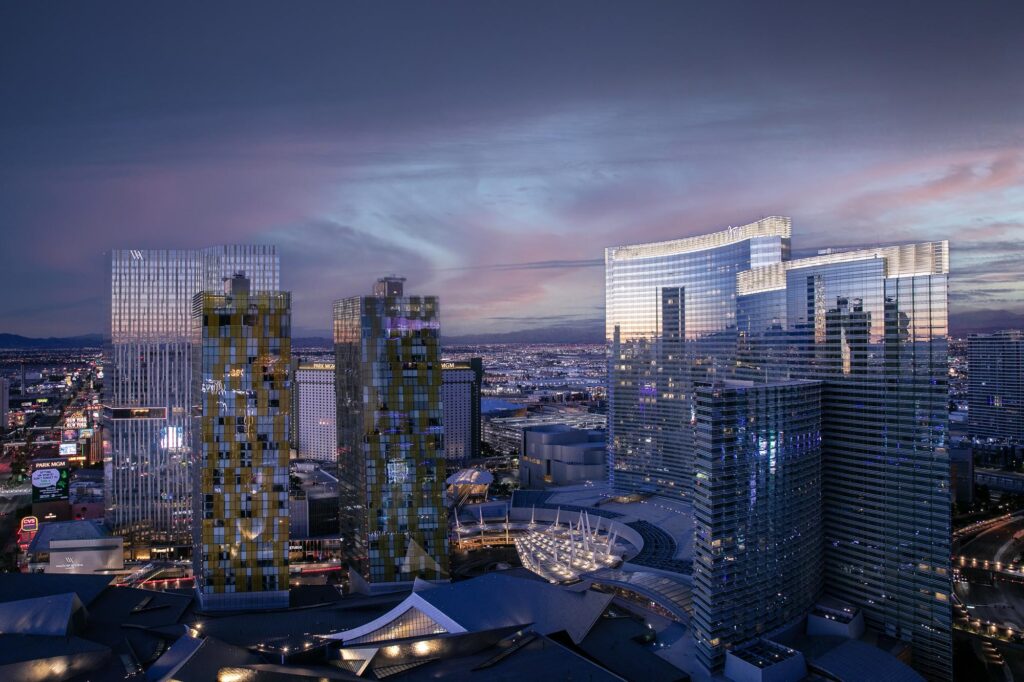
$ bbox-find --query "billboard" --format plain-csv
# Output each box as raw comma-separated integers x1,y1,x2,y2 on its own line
79,428,94,439
47,538,124,574
62,429,78,442
59,443,78,456
32,467,69,502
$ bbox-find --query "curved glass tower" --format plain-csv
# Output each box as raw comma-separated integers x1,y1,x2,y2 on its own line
605,217,791,498
691,379,822,671
736,242,951,679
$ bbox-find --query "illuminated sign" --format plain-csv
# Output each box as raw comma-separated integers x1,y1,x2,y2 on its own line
32,467,69,502
107,407,167,420
59,443,78,456
79,428,94,439
160,426,184,450
301,362,335,371
62,429,78,442
33,458,67,470
65,416,88,429
387,459,409,485
20,516,39,532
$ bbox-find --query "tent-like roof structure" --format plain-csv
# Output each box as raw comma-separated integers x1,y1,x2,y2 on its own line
327,572,612,646
445,468,494,487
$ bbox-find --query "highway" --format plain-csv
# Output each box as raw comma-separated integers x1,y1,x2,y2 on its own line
960,515,1024,565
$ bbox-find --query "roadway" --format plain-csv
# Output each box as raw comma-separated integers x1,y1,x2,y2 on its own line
960,514,1024,565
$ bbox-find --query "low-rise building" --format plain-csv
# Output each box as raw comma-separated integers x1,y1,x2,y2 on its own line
519,424,606,488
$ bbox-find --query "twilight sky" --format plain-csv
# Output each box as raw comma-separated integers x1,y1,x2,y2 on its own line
1,1,1023,337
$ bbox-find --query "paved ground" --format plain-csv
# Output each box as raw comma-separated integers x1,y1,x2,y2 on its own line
956,580,1024,630
545,483,694,561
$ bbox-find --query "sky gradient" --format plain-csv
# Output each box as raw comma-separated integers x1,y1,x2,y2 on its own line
2,1,1022,337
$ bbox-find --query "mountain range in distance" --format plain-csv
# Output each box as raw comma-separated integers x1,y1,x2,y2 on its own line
1,309,1021,349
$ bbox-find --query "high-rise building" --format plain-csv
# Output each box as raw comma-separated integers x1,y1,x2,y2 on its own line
0,377,9,431
441,358,483,472
104,246,279,550
607,221,951,679
294,361,337,463
968,330,1024,442
334,276,448,584
191,273,291,611
736,241,951,678
691,379,822,672
605,217,791,498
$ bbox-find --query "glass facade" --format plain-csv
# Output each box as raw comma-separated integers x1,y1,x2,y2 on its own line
605,217,791,497
105,246,279,548
736,242,951,679
191,277,290,610
440,359,483,473
691,380,822,672
968,330,1024,442
334,278,449,583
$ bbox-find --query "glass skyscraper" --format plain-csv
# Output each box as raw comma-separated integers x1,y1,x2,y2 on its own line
968,330,1024,442
334,276,448,584
605,217,791,498
736,242,951,679
607,222,951,679
105,246,279,550
691,379,822,672
191,273,291,610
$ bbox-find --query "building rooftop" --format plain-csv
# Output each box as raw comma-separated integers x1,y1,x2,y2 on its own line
810,639,924,682
607,216,791,262
27,518,111,554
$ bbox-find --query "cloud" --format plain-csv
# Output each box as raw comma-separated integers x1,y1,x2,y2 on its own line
2,3,1024,335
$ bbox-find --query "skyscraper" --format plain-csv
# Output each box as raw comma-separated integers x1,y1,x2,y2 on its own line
0,377,8,431
607,222,951,679
736,242,951,678
691,379,822,671
968,330,1024,442
441,358,483,472
605,217,791,498
334,276,448,584
105,246,279,551
191,273,291,610
294,361,337,463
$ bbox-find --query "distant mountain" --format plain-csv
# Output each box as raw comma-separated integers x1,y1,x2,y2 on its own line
0,333,106,349
293,337,333,348
8,309,1013,349
445,319,604,345
950,309,1024,336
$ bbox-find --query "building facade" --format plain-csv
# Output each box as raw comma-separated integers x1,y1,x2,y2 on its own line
691,380,823,672
334,276,448,584
735,242,951,678
520,424,606,488
968,330,1024,442
104,246,279,550
0,377,8,431
605,217,791,498
441,358,483,471
191,273,291,610
294,361,337,463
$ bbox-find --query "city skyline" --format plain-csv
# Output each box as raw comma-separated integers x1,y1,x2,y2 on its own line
2,2,1023,339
